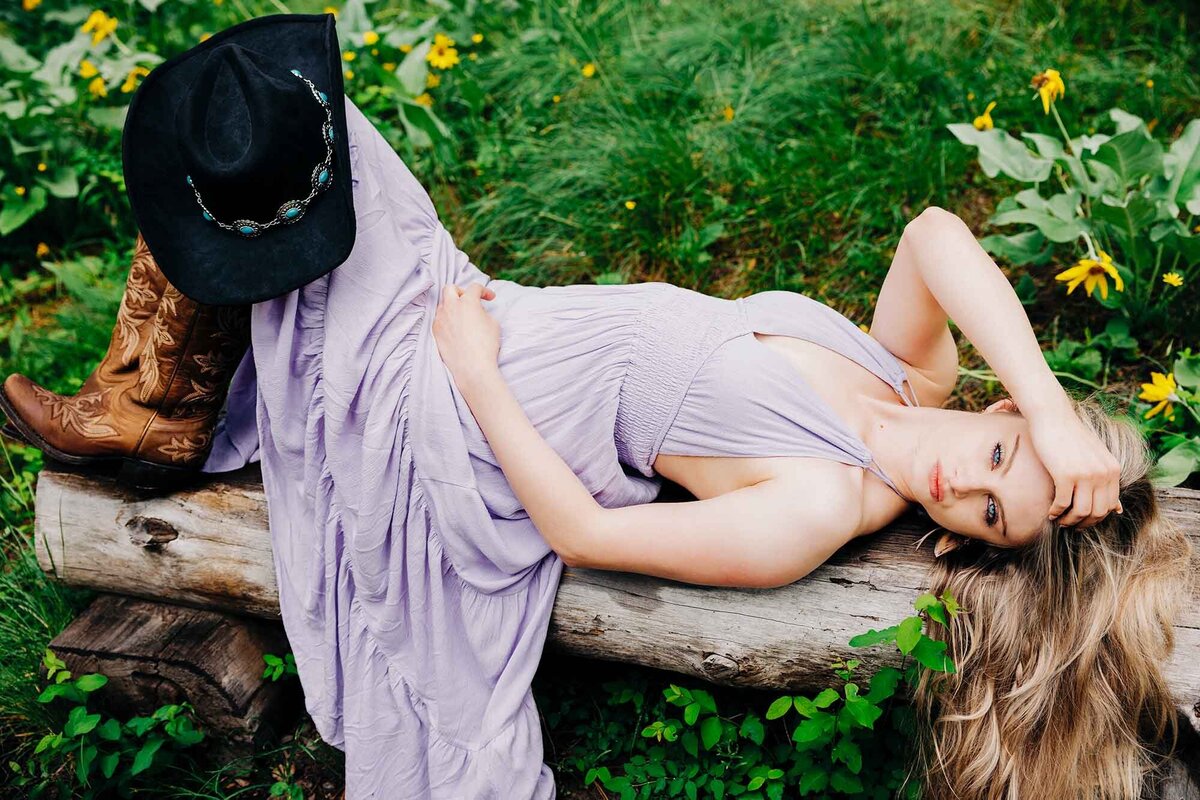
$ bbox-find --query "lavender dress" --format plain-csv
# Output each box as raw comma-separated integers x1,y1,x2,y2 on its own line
202,97,919,799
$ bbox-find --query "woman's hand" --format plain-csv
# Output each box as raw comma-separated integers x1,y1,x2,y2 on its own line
432,282,499,394
998,397,1123,528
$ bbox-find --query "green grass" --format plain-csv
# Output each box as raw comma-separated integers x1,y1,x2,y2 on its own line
2,0,1198,796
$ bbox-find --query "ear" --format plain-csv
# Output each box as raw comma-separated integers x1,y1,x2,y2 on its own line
982,397,1019,415
934,531,970,558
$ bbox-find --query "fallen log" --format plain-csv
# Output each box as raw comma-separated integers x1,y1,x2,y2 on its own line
32,461,1200,715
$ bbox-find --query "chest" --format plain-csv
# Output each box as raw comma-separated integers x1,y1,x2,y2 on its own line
651,334,929,528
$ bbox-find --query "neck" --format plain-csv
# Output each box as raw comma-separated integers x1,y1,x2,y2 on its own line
859,395,929,504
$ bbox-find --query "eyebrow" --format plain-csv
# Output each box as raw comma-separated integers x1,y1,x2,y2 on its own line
998,432,1019,539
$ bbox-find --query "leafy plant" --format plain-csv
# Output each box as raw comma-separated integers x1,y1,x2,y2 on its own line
262,651,299,682
6,648,206,799
578,590,960,799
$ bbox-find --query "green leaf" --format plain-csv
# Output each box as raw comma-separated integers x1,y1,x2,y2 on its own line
848,625,898,648
1092,130,1163,190
396,41,433,96
765,695,792,720
911,636,956,673
1149,119,1200,215
739,714,764,745
866,667,903,703
99,751,119,780
832,737,864,773
95,719,120,741
684,703,700,725
700,716,722,750
830,767,865,794
989,208,1086,243
792,711,835,744
947,124,1053,183
74,674,108,693
0,186,48,236
980,230,1053,266
799,768,828,795
0,36,39,72
1150,439,1200,488
76,742,97,784
1109,108,1147,134
1092,194,1158,244
842,684,883,729
812,688,839,708
896,616,923,654
131,737,164,775
64,706,101,737
1174,353,1200,389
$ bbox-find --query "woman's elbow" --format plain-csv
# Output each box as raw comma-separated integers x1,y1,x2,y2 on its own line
905,206,964,238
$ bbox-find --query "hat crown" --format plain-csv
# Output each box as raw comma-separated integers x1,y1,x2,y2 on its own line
174,43,325,223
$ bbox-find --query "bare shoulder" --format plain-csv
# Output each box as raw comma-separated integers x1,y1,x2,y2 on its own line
765,460,866,532
770,458,912,539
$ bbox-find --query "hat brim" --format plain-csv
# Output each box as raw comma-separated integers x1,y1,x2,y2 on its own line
122,13,355,306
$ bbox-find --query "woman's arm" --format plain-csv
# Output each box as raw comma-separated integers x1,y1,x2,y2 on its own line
454,365,604,567
873,206,1068,416
871,207,1121,527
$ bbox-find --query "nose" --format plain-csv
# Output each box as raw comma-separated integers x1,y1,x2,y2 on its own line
948,468,989,497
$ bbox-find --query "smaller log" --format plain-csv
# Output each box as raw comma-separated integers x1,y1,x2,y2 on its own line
49,593,301,760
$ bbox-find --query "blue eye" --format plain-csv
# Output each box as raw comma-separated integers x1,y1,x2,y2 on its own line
985,441,1002,527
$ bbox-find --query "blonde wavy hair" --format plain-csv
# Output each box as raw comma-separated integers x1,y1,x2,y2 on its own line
913,393,1195,799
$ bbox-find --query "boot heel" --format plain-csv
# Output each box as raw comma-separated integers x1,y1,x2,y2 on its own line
117,457,200,492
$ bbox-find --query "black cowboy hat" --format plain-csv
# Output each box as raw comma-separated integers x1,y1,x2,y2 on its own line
122,13,355,306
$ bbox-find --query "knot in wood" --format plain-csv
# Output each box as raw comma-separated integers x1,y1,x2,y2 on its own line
700,652,740,680
126,516,179,550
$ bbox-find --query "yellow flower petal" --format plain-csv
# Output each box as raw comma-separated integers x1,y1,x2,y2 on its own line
37,162,47,172
471,33,484,44
79,59,99,79
581,62,596,78
14,185,26,196
322,5,338,16
1162,272,1183,287
35,242,50,257
625,200,636,210
363,31,379,46
723,105,735,121
399,43,413,53
414,92,434,107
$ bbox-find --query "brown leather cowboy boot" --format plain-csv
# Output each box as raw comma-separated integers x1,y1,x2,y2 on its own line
0,234,252,491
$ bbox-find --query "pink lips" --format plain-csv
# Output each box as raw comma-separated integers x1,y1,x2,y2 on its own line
930,461,942,502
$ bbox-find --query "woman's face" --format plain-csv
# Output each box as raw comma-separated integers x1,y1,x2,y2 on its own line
914,406,1056,547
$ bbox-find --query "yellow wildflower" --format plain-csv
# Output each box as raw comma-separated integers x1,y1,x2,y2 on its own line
213,0,223,5
1053,249,1123,299
200,33,212,42
414,93,434,107
468,52,478,61
399,43,413,53
1030,68,1065,115
966,91,975,101
87,76,107,98
37,162,47,172
363,30,379,46
344,69,354,80
858,323,870,333
323,5,338,16
625,200,636,210
81,10,118,46
1162,272,1183,287
343,50,356,62
723,105,735,121
427,39,460,70
1138,372,1177,421
22,0,42,11
1145,78,1154,88
382,62,396,72
371,48,379,56
120,65,150,93
471,33,484,44
552,94,561,103
581,62,596,78
426,72,441,89
434,33,455,48
14,186,26,197
79,59,99,79
972,100,996,131
36,242,50,258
